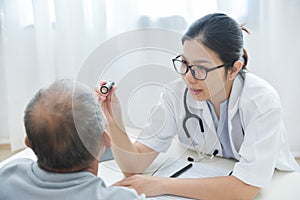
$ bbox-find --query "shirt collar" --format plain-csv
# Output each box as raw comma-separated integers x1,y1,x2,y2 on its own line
32,162,96,183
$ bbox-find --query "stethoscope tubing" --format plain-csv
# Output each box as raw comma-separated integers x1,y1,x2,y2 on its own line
182,87,219,160
183,88,204,138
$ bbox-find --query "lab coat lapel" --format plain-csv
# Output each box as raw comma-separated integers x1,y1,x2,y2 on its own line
202,104,223,155
228,75,244,159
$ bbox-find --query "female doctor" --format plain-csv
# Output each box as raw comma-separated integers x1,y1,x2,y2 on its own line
97,13,299,200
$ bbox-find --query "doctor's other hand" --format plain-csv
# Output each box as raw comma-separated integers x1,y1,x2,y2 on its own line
95,81,125,131
113,175,168,197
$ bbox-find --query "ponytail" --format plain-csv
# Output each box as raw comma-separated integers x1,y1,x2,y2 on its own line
242,48,248,69
240,25,250,69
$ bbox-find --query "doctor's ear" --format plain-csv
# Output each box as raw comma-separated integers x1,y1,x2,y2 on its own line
227,60,243,80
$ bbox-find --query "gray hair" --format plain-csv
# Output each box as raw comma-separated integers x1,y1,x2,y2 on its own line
24,79,106,170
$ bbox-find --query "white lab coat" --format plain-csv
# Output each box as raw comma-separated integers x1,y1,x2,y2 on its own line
138,72,300,188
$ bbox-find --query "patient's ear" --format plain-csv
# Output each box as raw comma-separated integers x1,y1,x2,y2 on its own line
25,136,31,148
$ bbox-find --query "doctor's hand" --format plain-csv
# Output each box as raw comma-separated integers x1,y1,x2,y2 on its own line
113,174,168,197
95,81,125,131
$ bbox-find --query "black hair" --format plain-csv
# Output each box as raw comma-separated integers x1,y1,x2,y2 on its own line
182,13,248,70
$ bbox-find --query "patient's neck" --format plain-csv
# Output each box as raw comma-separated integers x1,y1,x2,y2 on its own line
39,159,99,176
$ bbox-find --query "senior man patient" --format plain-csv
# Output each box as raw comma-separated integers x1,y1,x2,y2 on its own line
0,79,145,200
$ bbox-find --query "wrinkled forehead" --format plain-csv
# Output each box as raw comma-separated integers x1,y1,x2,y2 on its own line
182,39,221,66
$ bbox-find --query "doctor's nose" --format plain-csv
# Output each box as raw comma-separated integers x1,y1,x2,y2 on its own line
184,68,198,83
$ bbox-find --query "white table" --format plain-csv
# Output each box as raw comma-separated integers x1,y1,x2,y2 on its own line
1,138,300,199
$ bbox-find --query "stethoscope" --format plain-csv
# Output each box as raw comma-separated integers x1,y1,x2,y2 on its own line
183,88,219,162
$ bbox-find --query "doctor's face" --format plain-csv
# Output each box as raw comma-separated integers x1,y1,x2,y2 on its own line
181,39,228,102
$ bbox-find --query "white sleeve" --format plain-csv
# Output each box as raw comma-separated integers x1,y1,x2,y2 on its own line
137,90,178,153
232,107,282,188
108,186,146,200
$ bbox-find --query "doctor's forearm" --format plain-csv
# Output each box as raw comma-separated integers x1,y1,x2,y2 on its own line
163,176,260,200
108,124,157,176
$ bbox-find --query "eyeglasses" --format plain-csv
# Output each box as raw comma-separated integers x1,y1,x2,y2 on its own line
172,55,231,80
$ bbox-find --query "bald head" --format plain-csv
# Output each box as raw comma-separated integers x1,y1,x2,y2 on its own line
24,79,106,170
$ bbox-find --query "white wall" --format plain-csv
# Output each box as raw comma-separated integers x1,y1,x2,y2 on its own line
1,0,299,155
244,0,300,156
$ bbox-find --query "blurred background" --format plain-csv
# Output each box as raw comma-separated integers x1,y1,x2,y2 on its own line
0,0,299,157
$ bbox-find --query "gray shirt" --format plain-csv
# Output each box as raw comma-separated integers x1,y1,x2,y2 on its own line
0,158,145,200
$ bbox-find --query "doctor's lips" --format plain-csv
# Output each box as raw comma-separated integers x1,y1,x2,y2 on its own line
189,88,203,95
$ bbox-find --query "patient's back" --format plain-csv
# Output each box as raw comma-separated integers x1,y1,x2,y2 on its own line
0,158,144,200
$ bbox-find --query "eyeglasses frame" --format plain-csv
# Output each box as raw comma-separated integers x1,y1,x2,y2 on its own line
172,55,233,80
